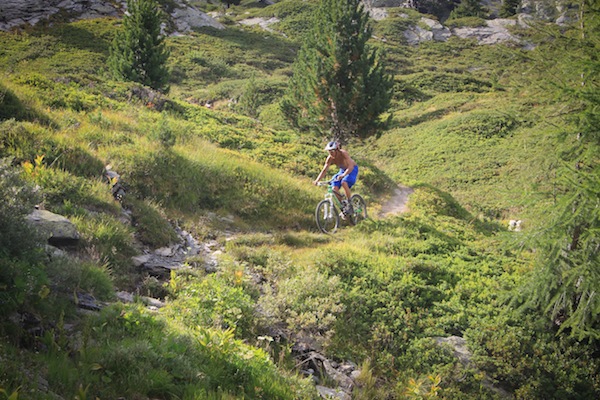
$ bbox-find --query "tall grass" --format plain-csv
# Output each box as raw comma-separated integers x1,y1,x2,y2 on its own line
0,4,598,399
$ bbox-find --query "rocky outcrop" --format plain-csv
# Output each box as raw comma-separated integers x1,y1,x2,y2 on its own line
367,0,413,7
452,18,521,45
238,17,280,34
132,225,224,278
0,0,121,31
169,3,223,34
401,15,523,46
0,0,223,33
435,336,512,398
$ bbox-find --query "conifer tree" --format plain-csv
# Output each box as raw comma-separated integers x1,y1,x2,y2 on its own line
280,0,393,144
499,0,520,17
109,0,170,92
449,0,487,19
514,0,600,340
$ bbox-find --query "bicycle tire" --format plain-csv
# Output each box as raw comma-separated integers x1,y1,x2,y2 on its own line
349,194,367,225
316,199,339,234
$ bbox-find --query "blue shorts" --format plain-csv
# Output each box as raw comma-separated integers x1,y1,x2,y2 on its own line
332,165,359,189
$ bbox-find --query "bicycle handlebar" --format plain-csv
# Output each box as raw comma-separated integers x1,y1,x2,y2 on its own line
316,180,334,186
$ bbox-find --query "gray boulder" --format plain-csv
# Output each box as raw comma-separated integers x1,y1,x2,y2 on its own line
26,209,80,247
0,0,222,34
367,0,413,7
0,0,120,31
452,18,520,45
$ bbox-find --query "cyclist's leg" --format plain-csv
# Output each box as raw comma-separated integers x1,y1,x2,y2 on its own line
341,181,352,202
332,170,344,201
341,166,359,205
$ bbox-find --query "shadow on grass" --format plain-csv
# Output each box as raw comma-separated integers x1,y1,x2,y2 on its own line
410,183,505,234
39,19,113,55
0,84,55,127
194,26,299,71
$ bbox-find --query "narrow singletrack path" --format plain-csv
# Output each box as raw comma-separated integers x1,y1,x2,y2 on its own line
379,185,414,217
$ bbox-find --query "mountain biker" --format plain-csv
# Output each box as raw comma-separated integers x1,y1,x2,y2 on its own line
313,140,359,218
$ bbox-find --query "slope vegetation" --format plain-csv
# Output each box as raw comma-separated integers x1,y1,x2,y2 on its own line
0,1,598,399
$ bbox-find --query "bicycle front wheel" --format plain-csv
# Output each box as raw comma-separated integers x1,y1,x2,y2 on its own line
350,194,367,225
316,200,339,234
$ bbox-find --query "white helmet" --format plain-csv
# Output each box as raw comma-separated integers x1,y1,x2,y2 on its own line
324,141,338,151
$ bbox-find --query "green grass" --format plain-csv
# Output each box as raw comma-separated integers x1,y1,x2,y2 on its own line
0,3,598,399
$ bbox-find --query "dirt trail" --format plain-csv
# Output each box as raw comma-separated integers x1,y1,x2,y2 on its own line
378,185,414,217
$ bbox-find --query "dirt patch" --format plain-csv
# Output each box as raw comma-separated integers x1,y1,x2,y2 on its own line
379,185,414,217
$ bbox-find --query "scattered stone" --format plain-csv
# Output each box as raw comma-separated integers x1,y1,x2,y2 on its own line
316,385,351,400
434,336,471,366
169,4,224,33
434,336,512,398
508,219,522,231
453,18,520,45
76,292,101,311
116,291,134,303
155,247,174,257
132,254,152,267
238,16,280,33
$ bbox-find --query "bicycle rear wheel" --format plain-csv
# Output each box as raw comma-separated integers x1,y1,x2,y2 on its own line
350,194,367,225
316,200,339,234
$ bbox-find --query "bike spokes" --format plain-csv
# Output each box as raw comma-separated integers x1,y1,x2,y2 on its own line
316,200,339,234
350,194,367,225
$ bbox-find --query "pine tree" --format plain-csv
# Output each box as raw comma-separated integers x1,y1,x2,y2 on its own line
109,0,170,92
449,0,487,19
499,0,521,17
514,0,600,340
280,0,393,144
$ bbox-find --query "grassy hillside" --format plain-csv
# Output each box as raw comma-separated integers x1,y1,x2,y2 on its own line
0,1,598,399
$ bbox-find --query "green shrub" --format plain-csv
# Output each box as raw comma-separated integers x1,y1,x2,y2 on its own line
70,213,137,287
373,17,414,43
47,83,102,111
466,314,600,398
258,265,344,348
22,157,111,212
444,110,519,138
407,72,492,94
235,76,287,118
409,185,471,220
45,256,114,301
126,197,178,247
0,120,40,165
0,83,45,123
0,257,48,319
0,159,47,319
167,273,256,337
445,17,488,28
0,158,43,258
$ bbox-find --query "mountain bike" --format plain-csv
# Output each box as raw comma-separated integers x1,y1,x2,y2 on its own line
315,180,367,234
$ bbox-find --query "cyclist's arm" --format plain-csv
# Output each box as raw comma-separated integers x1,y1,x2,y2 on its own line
339,152,357,179
313,156,333,184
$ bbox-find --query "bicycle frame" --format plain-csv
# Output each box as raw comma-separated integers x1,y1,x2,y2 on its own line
319,182,345,212
315,180,367,233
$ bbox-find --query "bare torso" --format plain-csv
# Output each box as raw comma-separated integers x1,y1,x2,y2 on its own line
327,149,356,170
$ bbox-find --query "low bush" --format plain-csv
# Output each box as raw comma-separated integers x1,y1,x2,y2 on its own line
166,273,256,337
445,17,488,28
444,110,519,138
467,314,600,398
70,213,137,287
126,197,178,248
258,265,345,348
407,72,493,94
45,256,114,302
